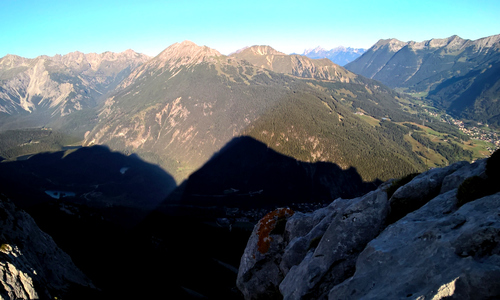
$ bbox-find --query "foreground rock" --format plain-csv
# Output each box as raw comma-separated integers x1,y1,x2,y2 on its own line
329,190,500,299
237,157,500,299
0,196,95,299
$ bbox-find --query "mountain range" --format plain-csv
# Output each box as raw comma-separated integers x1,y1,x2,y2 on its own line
1,35,499,299
1,39,488,184
299,46,366,66
0,50,150,134
81,41,429,182
346,34,500,127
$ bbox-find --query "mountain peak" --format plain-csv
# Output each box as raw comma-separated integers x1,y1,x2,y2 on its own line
0,54,31,69
300,46,367,66
372,38,406,52
178,40,198,47
303,46,326,55
155,41,222,67
243,45,286,56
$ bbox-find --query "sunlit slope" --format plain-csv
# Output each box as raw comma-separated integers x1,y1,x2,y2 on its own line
84,41,427,182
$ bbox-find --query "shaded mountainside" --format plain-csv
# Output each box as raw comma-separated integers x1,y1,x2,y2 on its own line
84,41,426,182
0,129,494,299
0,128,81,160
237,150,500,299
0,50,150,134
0,145,176,218
345,34,500,126
0,146,178,299
124,135,382,299
300,46,366,66
0,136,380,299
160,136,380,214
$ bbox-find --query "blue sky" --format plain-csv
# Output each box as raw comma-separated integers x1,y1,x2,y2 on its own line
1,0,499,58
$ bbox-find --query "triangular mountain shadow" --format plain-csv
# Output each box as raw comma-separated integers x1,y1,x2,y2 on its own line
158,135,381,216
0,145,176,218
131,136,382,299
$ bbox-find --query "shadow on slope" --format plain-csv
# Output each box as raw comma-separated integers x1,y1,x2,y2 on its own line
132,136,381,299
0,145,179,299
0,138,380,299
0,144,176,213
160,135,381,216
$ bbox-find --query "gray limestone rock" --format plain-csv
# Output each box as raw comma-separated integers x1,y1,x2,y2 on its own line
440,159,487,193
279,188,389,299
237,159,500,300
328,191,500,299
388,161,469,222
280,198,350,275
0,197,95,299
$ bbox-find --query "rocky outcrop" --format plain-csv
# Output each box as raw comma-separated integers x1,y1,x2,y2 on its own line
237,208,295,299
328,189,500,299
0,195,95,299
237,157,500,299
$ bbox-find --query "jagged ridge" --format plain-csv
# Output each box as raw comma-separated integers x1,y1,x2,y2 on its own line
231,45,357,82
0,49,150,117
345,34,500,126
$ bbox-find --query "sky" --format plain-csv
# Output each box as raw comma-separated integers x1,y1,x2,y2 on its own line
1,0,499,58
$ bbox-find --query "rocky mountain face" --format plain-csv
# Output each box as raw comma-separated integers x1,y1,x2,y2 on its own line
237,150,500,299
230,45,357,82
300,46,366,66
345,34,500,126
0,195,96,299
83,41,425,182
0,50,150,132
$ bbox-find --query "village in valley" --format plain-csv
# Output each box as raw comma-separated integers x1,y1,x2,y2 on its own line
443,114,500,151
421,107,500,153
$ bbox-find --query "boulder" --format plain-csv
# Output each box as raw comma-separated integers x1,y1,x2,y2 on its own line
440,159,487,193
280,187,389,299
328,191,500,299
388,161,468,223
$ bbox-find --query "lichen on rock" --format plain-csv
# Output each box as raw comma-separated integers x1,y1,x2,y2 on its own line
256,208,294,254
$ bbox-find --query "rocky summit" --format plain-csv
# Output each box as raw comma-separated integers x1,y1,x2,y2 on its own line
237,150,500,299
231,45,357,82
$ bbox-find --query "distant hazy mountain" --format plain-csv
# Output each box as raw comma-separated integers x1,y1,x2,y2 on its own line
299,46,366,66
345,34,500,127
83,41,425,182
0,50,150,132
